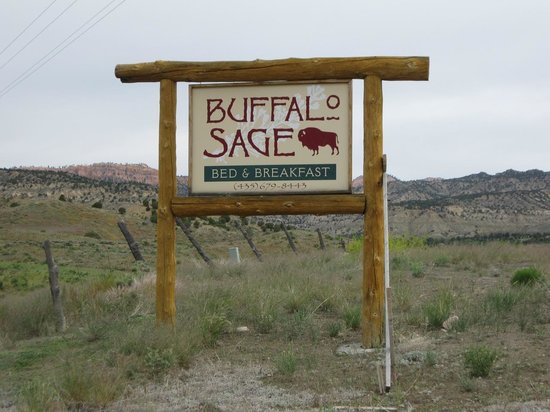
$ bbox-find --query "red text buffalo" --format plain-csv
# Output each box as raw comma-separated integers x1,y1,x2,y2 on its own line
297,127,339,156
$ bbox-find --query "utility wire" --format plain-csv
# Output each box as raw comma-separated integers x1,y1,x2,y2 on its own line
0,0,126,99
0,0,80,70
0,0,59,57
1,0,120,94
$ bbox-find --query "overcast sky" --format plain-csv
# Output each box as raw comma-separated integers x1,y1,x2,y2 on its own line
1,0,548,180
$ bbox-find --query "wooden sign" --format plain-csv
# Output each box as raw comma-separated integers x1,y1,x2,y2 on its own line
189,81,351,195
114,56,430,348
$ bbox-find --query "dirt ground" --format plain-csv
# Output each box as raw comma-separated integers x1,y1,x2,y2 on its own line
107,324,550,411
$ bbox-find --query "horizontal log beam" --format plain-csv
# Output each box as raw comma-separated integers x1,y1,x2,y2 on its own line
115,56,429,83
171,194,365,217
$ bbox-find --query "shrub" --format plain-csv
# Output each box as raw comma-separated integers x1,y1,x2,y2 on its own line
343,305,361,330
252,304,278,334
389,235,426,252
346,238,362,253
18,380,62,411
484,289,517,314
0,289,55,340
91,201,103,209
464,345,497,377
200,313,229,347
58,194,66,202
422,290,454,329
144,347,176,377
118,207,126,215
58,364,125,408
424,351,437,367
284,309,313,341
328,321,342,338
274,350,297,376
410,261,425,278
390,255,410,270
434,255,450,267
84,231,101,240
511,267,542,286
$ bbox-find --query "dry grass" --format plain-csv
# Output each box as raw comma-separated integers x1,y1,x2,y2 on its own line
1,225,549,410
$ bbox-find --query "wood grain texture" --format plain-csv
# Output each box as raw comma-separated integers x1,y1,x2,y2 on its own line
115,56,429,83
362,75,385,348
171,194,366,217
156,79,177,325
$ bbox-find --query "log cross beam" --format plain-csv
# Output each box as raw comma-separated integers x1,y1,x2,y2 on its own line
114,56,429,347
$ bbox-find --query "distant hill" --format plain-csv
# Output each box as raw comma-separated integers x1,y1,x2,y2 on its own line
21,162,188,190
322,169,550,239
0,168,158,204
2,164,549,240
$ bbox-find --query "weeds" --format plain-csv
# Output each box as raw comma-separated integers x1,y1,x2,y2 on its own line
252,304,278,334
424,351,437,367
343,305,361,330
422,290,454,329
200,313,230,346
2,237,549,410
327,321,342,337
0,289,55,340
464,345,498,377
410,261,425,278
144,347,176,376
511,267,542,286
484,288,517,315
274,349,297,376
18,380,62,412
58,363,125,409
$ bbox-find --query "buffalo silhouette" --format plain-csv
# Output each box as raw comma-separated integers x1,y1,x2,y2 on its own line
297,127,339,156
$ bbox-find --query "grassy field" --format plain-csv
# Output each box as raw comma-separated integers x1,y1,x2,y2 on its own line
0,198,549,411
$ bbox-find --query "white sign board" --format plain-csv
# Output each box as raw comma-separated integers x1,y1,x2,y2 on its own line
189,81,351,194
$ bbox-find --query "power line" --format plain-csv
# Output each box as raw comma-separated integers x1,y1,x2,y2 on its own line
0,0,80,70
0,0,59,57
0,0,121,94
0,0,127,99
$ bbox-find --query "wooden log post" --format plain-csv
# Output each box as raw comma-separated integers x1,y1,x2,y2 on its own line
115,57,429,83
171,194,365,217
235,220,262,261
362,75,385,348
281,221,297,254
43,240,66,332
117,220,144,261
156,79,177,325
316,228,326,250
175,217,213,265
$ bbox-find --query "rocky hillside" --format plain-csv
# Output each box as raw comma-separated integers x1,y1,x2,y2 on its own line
316,169,550,239
22,163,188,190
0,168,158,204
2,165,549,240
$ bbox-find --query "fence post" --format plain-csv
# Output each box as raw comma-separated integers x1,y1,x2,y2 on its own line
175,217,213,265
43,240,66,332
316,228,326,250
235,220,262,261
117,220,144,261
281,221,297,253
